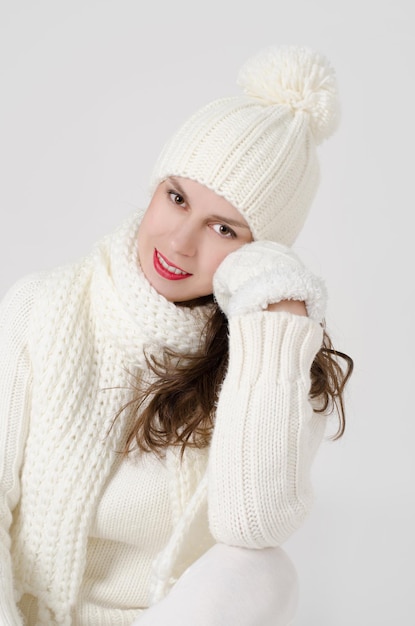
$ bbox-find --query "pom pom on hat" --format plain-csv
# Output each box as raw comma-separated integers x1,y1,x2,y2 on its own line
150,45,340,245
237,45,340,144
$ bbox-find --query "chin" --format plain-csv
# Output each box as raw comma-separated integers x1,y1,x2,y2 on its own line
174,294,214,307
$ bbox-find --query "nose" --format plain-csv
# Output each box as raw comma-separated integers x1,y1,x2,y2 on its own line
170,221,197,257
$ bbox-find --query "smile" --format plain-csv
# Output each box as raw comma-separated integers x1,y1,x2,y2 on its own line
153,249,192,280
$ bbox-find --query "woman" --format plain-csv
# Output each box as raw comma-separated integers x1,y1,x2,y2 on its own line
0,46,352,625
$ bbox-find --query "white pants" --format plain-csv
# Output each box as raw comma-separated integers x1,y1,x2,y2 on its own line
135,544,298,626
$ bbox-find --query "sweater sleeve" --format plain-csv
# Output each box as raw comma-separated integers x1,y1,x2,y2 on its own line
0,276,43,625
207,311,326,548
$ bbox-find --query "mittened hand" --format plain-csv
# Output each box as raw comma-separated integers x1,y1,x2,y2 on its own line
213,241,327,321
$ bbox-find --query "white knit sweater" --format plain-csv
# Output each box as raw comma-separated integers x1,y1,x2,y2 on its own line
0,210,326,625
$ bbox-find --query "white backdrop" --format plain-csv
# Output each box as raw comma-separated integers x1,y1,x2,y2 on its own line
1,1,413,624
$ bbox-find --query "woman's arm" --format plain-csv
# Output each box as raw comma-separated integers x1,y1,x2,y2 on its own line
207,310,325,547
208,241,327,547
0,276,42,625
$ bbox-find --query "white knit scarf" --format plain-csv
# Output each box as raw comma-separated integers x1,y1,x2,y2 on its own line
10,210,212,625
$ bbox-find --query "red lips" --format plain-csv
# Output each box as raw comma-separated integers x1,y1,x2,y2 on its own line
153,249,192,281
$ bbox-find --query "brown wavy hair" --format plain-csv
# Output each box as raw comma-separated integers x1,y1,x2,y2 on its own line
117,299,353,457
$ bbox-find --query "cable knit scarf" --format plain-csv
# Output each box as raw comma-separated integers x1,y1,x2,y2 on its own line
10,210,212,625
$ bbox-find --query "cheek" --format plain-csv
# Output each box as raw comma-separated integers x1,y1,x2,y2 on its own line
137,215,157,271
138,210,161,245
203,239,250,285
206,248,235,280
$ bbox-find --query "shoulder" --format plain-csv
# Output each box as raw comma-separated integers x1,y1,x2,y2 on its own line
0,256,93,342
0,272,49,330
0,273,53,366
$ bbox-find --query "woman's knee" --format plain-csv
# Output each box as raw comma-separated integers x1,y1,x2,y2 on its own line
185,543,299,625
216,544,299,622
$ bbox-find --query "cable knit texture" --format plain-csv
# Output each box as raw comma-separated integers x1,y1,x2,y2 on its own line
208,312,324,546
0,211,211,625
0,210,326,624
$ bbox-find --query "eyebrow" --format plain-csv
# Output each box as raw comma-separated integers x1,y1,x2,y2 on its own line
208,214,251,229
167,177,250,230
168,177,188,201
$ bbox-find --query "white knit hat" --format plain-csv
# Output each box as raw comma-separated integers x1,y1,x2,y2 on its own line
150,45,340,246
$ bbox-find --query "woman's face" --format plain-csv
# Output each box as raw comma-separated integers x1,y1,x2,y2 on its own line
138,177,253,302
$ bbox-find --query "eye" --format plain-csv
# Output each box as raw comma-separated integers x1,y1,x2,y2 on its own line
168,190,186,206
211,223,236,239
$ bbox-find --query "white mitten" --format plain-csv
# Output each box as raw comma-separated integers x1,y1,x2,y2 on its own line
213,241,327,321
